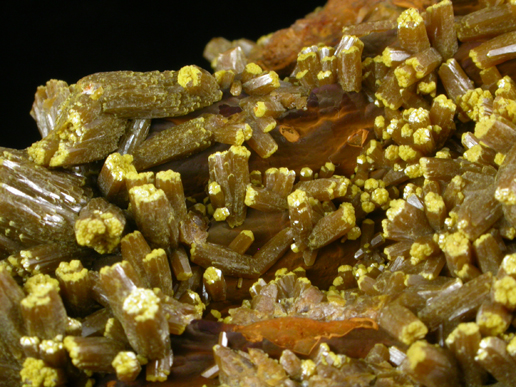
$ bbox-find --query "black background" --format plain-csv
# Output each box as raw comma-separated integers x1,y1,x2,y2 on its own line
1,1,323,150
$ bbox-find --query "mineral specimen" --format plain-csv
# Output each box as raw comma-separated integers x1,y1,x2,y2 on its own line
3,0,516,386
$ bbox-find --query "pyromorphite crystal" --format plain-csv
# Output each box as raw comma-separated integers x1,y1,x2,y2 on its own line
112,351,141,382
122,288,170,360
55,260,95,317
27,68,221,167
30,79,72,138
132,117,213,170
128,184,179,249
63,336,126,373
20,283,68,340
406,340,460,387
0,151,90,246
77,68,222,117
28,90,129,167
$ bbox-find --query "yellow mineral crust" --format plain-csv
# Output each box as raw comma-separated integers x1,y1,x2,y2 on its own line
297,51,317,63
496,97,516,120
50,143,75,167
500,253,516,276
372,188,389,206
364,178,379,191
401,321,428,346
296,70,309,81
29,145,50,166
361,201,375,213
230,145,251,158
317,70,333,81
405,57,427,79
381,47,401,67
241,230,255,241
384,145,399,161
20,357,63,387
413,128,432,146
338,265,353,274
107,153,136,180
454,263,475,280
360,192,370,204
474,115,494,137
333,276,345,287
478,312,508,336
442,232,469,258
341,202,356,225
155,169,181,183
143,248,166,263
434,94,454,107
397,8,424,29
405,164,423,179
75,211,124,254
507,336,516,356
214,69,234,87
62,336,80,365
401,124,413,138
40,340,63,356
178,65,203,89
301,359,317,379
129,184,166,205
495,152,506,166
475,338,490,361
104,318,119,339
474,233,491,247
234,127,246,145
445,322,480,347
407,341,431,369
410,242,434,265
24,274,60,294
112,351,141,380
21,284,53,308
262,143,278,158
260,119,276,133
398,145,419,162
386,199,406,221
268,71,281,88
253,101,268,117
435,148,451,158
341,44,363,55
209,181,222,196
287,189,307,208
375,115,385,130
495,187,516,205
213,207,230,221
55,260,88,282
424,192,445,214
458,88,493,121
463,145,483,163
245,63,263,75
203,266,223,285
493,276,516,309
123,288,160,322
418,79,436,95
394,66,413,88
244,185,259,206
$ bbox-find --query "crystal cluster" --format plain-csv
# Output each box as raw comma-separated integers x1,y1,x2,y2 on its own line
2,0,516,386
